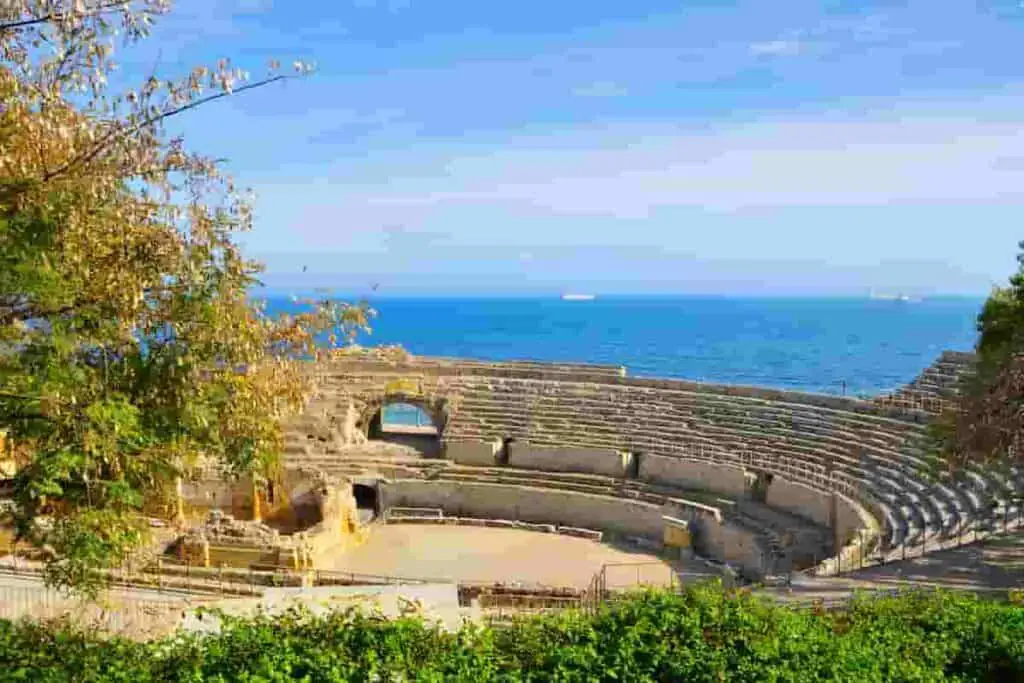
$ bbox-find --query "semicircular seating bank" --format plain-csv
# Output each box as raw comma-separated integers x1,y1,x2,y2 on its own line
282,351,1020,581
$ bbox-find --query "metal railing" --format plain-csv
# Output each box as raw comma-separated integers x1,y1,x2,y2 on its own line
582,561,682,615
805,501,1024,578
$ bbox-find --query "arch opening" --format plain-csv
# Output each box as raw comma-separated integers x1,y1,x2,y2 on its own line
367,401,441,456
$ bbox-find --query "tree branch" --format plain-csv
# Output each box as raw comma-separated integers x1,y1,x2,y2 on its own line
0,1,131,32
41,75,290,184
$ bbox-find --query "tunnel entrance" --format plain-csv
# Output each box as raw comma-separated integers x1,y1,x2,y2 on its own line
353,483,379,525
367,401,441,456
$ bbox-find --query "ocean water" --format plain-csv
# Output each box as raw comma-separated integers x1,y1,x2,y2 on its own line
262,296,983,398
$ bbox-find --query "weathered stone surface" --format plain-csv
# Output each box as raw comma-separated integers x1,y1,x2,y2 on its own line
280,350,1013,577
639,456,747,497
445,440,499,466
507,443,627,477
185,511,281,547
380,479,669,541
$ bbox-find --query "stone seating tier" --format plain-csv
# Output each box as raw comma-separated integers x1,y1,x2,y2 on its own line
284,350,1024,574
873,351,977,413
283,446,832,573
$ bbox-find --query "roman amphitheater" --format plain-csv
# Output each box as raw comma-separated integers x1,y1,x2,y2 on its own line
6,346,1021,635
246,347,1017,589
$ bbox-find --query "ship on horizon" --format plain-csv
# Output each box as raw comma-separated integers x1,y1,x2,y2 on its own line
869,289,921,303
561,293,596,301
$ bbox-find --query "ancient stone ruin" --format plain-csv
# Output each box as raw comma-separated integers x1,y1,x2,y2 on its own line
273,349,1008,581
175,469,365,571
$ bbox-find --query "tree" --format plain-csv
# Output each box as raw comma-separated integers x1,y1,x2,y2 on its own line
933,241,1024,470
0,1,367,595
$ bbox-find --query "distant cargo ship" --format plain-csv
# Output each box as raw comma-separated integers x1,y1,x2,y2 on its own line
561,293,596,301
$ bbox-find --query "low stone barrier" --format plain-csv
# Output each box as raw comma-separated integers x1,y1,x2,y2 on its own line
380,507,604,541
557,525,604,541
380,479,667,540
384,506,444,521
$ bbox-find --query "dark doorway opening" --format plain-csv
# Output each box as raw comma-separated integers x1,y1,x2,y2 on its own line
353,483,379,525
367,402,441,456
497,437,515,466
749,470,774,503
627,452,643,479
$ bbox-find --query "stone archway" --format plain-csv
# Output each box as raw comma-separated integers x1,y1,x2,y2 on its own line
357,393,448,457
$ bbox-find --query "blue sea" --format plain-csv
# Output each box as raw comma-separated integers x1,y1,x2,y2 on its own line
263,296,983,398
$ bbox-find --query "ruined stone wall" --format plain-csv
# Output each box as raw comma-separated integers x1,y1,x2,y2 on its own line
179,478,254,520
694,518,765,579
177,470,364,570
380,479,669,541
310,353,936,419
764,478,875,547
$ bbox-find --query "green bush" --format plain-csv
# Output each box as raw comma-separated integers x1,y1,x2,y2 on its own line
0,585,1022,682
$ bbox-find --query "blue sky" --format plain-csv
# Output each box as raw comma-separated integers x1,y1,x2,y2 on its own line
128,0,1024,296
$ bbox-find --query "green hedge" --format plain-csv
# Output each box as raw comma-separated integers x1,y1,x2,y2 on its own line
1,585,1023,682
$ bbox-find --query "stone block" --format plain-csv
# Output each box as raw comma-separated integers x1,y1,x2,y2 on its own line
445,440,500,466
508,442,627,477
638,456,747,497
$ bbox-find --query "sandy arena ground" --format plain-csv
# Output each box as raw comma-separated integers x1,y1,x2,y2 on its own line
328,523,718,589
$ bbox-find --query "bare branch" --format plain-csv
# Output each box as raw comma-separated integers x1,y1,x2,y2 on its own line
41,75,290,184
0,1,131,32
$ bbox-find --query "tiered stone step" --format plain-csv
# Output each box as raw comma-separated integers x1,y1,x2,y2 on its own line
286,448,830,571
283,351,1024,575
444,377,1022,563
873,351,975,414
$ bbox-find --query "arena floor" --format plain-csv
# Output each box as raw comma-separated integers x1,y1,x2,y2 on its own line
327,523,719,589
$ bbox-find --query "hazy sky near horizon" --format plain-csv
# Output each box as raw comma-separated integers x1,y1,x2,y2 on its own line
131,0,1024,295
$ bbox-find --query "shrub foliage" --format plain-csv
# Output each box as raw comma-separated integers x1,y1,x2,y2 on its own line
1,586,1022,682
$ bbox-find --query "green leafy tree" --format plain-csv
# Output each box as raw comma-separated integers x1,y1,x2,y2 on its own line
0,1,368,595
934,240,1024,469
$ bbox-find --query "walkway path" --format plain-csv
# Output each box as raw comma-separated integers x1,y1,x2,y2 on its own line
765,530,1024,604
